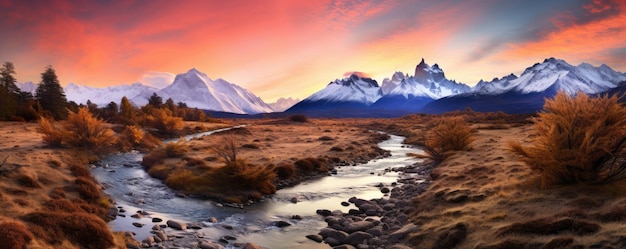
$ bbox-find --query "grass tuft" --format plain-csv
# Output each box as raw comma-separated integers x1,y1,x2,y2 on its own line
0,221,34,249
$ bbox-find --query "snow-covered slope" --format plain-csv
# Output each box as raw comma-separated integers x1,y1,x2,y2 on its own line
64,83,158,107
422,58,626,114
159,68,273,114
286,74,381,114
268,97,300,112
474,58,626,95
305,74,382,104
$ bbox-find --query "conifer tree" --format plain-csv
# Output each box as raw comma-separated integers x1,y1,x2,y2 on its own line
120,96,134,119
0,62,20,120
148,92,162,108
36,65,67,120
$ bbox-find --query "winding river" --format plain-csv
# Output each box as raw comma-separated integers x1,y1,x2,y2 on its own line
91,127,424,248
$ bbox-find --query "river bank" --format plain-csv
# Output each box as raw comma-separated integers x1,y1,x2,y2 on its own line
93,125,425,248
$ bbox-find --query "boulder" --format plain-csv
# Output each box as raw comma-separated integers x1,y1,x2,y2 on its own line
333,244,357,249
242,242,261,249
306,234,323,243
343,231,373,246
166,220,187,230
343,221,374,233
389,223,419,242
316,209,332,216
319,227,349,241
199,241,224,249
272,220,292,228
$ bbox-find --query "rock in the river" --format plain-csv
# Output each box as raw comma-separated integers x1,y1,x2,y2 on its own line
343,221,375,233
152,217,163,223
199,240,224,249
242,242,262,249
343,231,373,246
381,187,390,193
290,197,299,203
131,222,143,228
316,209,332,216
166,220,187,230
207,217,218,223
341,201,350,207
333,245,357,249
155,230,168,241
272,220,292,228
130,213,143,219
306,234,323,243
319,227,349,241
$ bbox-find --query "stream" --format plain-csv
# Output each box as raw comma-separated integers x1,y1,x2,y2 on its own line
91,127,424,248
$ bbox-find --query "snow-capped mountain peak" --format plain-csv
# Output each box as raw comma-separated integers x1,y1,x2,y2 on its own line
475,57,626,95
382,59,471,99
63,82,159,107
305,74,382,104
159,69,273,114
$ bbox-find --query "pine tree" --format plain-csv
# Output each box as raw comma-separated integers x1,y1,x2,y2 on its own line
148,92,162,108
0,62,20,120
120,96,134,120
36,65,68,120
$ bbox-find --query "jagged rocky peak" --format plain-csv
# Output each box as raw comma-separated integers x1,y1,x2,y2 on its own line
335,74,379,88
414,58,429,80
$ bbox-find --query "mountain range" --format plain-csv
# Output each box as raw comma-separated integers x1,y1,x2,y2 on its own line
17,58,626,117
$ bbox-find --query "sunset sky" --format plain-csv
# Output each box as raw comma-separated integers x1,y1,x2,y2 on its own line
1,0,625,102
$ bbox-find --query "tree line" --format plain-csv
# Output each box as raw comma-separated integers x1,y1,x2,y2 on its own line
0,61,209,123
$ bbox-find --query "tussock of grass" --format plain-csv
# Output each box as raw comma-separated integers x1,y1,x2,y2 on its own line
509,92,626,186
419,117,474,163
274,163,296,179
294,157,328,173
37,117,64,147
288,114,308,122
21,211,115,249
497,217,600,236
15,173,41,188
144,108,184,136
74,177,102,201
0,221,34,249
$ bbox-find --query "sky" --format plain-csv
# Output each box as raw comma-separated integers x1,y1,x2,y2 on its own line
1,0,625,102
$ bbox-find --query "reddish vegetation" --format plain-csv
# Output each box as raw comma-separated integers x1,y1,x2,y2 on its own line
0,221,34,249
22,212,115,249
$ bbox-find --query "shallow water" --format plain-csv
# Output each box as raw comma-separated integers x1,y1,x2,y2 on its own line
92,129,424,248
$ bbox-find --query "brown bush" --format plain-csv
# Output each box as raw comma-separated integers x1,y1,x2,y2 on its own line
164,169,198,190
329,146,344,152
165,139,188,157
241,143,260,149
43,198,82,213
69,164,92,178
141,150,166,170
74,177,102,201
318,136,334,141
0,221,34,249
147,164,171,180
209,159,277,195
294,157,327,173
420,116,474,163
38,117,64,147
15,173,41,188
49,187,66,199
117,125,144,151
145,108,184,136
21,211,115,249
288,114,308,122
64,107,117,151
509,92,626,185
275,163,296,179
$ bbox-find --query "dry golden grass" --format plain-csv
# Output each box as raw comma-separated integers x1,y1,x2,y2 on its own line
37,117,64,147
403,123,626,249
64,108,117,150
22,211,115,249
509,92,626,186
420,116,475,163
144,108,184,136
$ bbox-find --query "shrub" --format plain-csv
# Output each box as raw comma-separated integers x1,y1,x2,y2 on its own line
164,169,195,190
69,164,92,178
74,177,102,201
64,107,117,150
318,136,334,141
141,150,166,170
145,108,184,136
0,221,34,249
288,114,308,122
21,211,115,249
212,135,238,164
330,146,344,152
241,143,260,149
15,173,41,188
165,139,188,158
509,92,626,186
294,157,327,173
118,125,144,151
38,117,64,147
420,117,474,163
275,163,296,179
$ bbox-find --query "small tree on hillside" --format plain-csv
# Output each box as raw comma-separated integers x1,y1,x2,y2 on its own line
36,65,67,120
120,96,134,120
148,92,162,108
